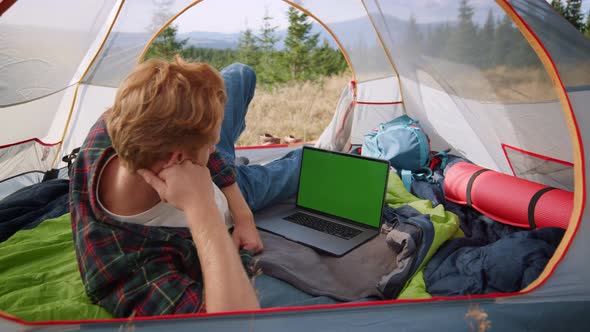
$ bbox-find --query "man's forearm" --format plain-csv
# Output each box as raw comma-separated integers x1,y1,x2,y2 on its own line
221,182,254,225
185,205,259,312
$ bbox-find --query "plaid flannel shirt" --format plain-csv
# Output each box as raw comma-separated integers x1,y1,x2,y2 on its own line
69,114,239,317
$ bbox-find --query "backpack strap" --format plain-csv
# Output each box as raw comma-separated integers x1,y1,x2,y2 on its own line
42,169,60,182
62,147,80,169
42,147,81,182
429,150,450,171
400,167,433,193
400,170,413,192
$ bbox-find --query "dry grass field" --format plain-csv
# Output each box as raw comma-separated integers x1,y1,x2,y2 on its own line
235,63,590,147
481,66,557,102
236,74,351,146
432,63,590,103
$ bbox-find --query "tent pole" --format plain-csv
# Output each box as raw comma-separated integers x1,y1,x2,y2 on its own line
496,0,585,294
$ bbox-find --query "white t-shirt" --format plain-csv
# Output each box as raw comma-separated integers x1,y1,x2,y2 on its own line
96,156,233,228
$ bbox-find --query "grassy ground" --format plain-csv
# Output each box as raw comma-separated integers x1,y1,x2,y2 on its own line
236,74,351,146
429,63,590,103
234,63,590,146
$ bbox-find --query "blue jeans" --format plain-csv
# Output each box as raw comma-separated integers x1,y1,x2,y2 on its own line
215,63,344,307
215,63,302,212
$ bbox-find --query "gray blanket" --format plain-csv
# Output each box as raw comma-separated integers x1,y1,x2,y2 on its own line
255,231,399,301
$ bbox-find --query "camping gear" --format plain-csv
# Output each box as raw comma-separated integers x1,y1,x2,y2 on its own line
445,162,573,229
255,146,390,257
2,0,590,330
259,133,281,145
0,215,113,321
256,232,398,301
0,179,69,242
361,115,431,172
424,204,565,296
255,171,458,301
284,135,302,144
0,171,458,320
361,115,450,194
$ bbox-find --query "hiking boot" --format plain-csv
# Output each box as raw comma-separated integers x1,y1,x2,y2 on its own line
259,133,280,145
284,135,302,144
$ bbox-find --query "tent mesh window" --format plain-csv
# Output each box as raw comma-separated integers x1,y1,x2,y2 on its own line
0,141,59,183
503,144,574,192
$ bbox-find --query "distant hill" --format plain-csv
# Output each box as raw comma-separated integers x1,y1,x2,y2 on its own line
179,16,394,50
175,15,457,50
74,15,433,51
178,31,240,49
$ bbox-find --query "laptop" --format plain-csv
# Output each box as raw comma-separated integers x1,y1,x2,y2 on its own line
255,146,390,257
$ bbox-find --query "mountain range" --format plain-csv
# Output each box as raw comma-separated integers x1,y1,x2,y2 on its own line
177,16,387,50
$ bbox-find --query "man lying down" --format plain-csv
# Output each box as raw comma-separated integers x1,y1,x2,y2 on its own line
70,56,377,317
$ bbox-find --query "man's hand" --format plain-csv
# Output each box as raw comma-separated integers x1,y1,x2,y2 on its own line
140,160,260,312
221,182,264,254
137,161,215,213
232,221,264,254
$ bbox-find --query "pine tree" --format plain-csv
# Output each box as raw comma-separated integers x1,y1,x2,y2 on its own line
255,11,284,84
564,0,585,31
480,10,496,68
145,25,188,60
146,0,174,32
425,23,451,57
492,14,538,68
551,0,566,16
493,14,515,66
181,47,239,70
311,39,348,77
584,10,590,37
444,0,479,66
257,10,280,53
144,0,187,60
405,14,423,54
237,28,260,67
283,6,320,81
482,10,496,41
458,0,475,27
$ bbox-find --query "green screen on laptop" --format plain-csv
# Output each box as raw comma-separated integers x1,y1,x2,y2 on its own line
296,148,389,228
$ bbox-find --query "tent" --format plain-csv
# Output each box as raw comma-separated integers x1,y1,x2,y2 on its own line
1,0,590,330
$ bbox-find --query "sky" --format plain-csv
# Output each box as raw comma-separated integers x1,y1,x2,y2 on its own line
2,0,590,33
171,0,590,33
147,0,371,34
155,0,590,33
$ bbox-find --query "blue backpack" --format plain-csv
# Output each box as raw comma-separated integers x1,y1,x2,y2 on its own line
362,115,440,192
362,115,431,171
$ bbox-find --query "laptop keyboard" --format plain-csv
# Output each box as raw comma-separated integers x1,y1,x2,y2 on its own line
284,212,362,240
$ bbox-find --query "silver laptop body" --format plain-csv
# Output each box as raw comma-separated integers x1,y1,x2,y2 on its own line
255,146,390,257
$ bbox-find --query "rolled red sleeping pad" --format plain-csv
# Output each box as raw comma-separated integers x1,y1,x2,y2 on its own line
444,162,572,229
